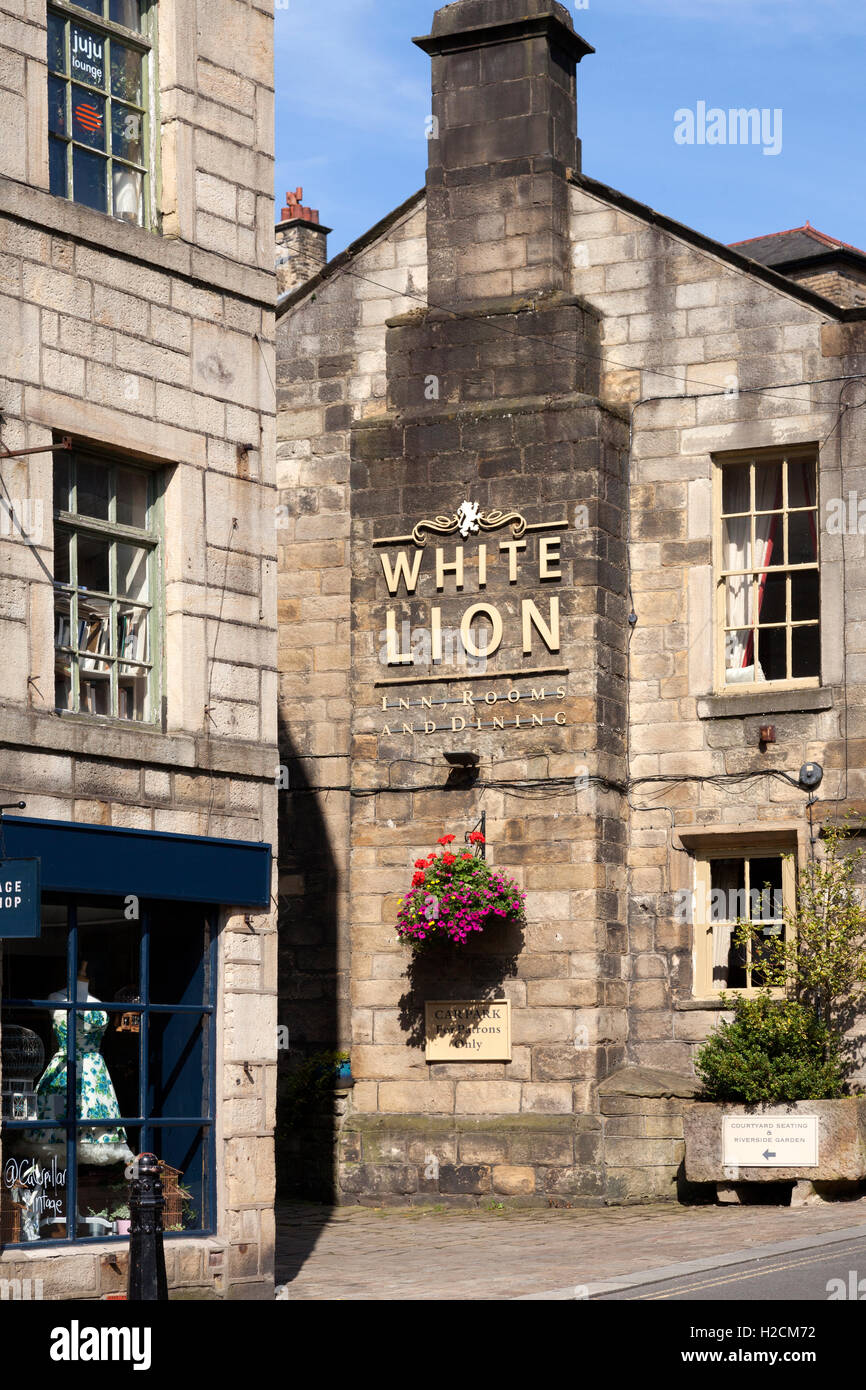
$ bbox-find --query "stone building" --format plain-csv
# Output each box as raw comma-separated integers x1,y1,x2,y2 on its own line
0,0,277,1296
276,0,866,1206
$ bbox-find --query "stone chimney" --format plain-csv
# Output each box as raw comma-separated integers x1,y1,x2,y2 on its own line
275,188,331,296
414,0,593,308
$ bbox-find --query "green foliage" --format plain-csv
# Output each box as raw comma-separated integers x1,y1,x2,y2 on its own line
695,994,845,1103
735,824,866,1031
277,1049,351,1137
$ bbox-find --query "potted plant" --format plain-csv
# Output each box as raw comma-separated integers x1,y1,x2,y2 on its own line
395,832,526,950
111,1203,131,1235
684,825,866,1200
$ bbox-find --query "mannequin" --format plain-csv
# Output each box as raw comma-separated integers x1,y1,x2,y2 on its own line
35,961,134,1165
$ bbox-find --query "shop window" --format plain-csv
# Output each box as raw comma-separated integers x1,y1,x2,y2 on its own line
716,449,820,690
47,1,155,228
693,849,796,997
53,447,160,723
1,897,214,1247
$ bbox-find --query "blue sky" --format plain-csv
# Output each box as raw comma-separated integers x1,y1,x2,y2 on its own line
275,0,866,260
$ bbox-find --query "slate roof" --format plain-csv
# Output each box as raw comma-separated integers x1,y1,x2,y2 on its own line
729,224,866,269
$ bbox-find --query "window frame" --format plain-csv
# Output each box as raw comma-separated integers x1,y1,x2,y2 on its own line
47,0,159,231
693,847,797,998
0,897,217,1249
713,446,821,695
53,444,163,726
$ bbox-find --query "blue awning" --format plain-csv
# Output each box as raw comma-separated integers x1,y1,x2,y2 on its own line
0,816,271,908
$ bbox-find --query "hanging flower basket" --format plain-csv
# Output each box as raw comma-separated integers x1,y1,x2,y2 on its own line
395,833,526,950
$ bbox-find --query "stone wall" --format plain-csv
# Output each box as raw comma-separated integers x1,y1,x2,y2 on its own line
275,201,426,1140
0,0,278,1297
276,0,865,1206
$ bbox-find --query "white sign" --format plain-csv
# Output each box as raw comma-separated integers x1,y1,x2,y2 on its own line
722,1115,819,1167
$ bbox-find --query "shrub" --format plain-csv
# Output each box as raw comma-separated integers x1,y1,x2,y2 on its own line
695,994,845,1103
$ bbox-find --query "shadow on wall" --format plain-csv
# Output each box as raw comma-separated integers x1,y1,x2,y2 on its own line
398,921,524,1048
275,715,342,1210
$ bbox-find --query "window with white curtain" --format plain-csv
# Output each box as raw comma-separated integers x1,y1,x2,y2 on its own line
693,850,796,996
716,449,820,689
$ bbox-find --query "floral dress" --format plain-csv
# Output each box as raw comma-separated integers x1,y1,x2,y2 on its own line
35,1009,133,1166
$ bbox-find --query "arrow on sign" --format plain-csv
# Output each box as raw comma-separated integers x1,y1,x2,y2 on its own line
762,1149,777,1160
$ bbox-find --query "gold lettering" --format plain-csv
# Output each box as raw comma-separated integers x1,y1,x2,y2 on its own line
431,605,442,661
421,696,433,709
398,698,409,710
460,603,503,658
435,547,464,591
451,716,466,732
382,724,391,735
478,542,487,588
402,723,413,735
539,537,562,580
554,711,566,725
531,713,544,727
530,687,546,701
493,716,504,730
555,685,566,699
462,690,475,706
424,720,436,734
522,596,560,654
499,539,527,582
507,689,520,703
386,609,413,664
380,549,423,596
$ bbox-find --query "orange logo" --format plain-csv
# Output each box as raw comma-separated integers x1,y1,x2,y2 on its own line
75,102,102,132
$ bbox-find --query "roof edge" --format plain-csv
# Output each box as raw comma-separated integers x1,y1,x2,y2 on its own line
276,188,426,320
570,171,849,321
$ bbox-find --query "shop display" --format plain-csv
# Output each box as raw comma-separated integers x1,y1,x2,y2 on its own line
1,1024,45,1122
34,963,134,1165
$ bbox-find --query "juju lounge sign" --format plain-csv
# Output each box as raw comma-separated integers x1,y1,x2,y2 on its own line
374,502,568,667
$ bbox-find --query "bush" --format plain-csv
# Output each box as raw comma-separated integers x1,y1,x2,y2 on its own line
695,995,845,1103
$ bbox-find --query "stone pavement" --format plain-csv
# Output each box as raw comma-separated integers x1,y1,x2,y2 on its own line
275,1198,866,1300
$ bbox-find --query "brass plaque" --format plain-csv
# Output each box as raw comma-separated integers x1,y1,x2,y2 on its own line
425,1000,511,1062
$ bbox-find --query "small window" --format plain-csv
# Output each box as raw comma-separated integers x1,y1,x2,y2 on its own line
53,448,159,723
693,850,796,996
716,449,820,689
47,1,154,228
0,898,214,1247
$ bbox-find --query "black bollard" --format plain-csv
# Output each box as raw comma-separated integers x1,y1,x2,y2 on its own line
128,1153,168,1302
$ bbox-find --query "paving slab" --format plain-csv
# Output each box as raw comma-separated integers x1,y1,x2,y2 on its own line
274,1197,866,1301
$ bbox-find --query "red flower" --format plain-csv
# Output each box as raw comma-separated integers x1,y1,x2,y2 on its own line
437,834,456,845
442,852,456,866
425,854,437,866
468,831,486,845
411,871,425,887
461,852,473,860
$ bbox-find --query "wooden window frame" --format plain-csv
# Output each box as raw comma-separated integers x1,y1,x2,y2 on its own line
53,446,162,725
693,846,797,999
713,445,820,695
47,0,158,231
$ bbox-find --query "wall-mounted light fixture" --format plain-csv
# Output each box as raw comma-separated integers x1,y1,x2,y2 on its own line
443,750,480,788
